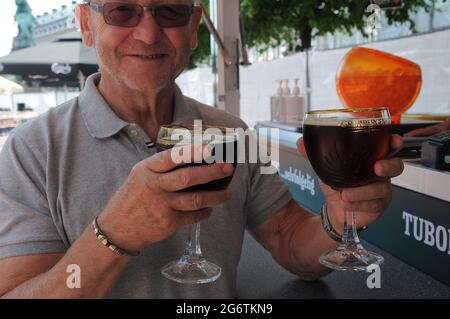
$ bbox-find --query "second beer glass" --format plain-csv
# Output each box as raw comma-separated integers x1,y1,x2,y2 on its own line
303,108,391,271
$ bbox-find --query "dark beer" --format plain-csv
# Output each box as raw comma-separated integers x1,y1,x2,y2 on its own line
303,121,390,189
303,108,390,271
156,125,238,192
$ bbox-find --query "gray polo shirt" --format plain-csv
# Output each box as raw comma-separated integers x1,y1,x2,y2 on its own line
0,73,292,299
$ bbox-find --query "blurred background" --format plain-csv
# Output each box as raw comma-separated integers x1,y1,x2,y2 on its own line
0,0,449,138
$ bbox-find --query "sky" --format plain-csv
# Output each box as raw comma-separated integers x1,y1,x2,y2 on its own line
0,0,79,57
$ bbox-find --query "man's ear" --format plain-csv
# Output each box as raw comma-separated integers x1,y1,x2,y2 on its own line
75,4,94,47
190,6,203,50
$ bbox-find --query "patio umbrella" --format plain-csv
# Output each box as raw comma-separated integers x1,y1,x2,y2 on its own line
0,31,98,88
0,76,24,94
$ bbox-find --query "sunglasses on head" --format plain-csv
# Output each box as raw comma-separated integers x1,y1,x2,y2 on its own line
86,2,195,28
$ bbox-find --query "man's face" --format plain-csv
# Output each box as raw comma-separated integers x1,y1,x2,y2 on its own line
79,0,201,93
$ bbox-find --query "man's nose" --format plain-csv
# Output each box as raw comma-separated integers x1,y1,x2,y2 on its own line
132,10,163,44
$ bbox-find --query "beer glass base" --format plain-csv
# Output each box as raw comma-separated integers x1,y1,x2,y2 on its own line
161,255,221,284
319,249,384,272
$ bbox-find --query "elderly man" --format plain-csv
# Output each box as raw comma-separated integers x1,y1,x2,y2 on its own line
0,0,403,298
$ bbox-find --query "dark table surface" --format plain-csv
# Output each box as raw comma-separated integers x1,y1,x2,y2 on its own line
236,232,450,299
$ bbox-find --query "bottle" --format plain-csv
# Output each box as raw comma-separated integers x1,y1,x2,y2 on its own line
285,78,306,124
276,80,283,96
292,78,301,96
282,79,291,96
272,80,283,122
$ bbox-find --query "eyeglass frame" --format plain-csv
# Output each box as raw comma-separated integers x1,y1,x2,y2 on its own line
84,1,196,28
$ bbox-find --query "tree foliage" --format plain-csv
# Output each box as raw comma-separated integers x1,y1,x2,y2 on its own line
190,0,445,66
188,0,211,69
242,0,444,52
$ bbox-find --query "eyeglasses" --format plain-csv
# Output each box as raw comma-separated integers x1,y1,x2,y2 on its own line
86,2,195,28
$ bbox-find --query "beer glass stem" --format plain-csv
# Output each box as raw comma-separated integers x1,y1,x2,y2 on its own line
185,223,202,257
341,210,361,248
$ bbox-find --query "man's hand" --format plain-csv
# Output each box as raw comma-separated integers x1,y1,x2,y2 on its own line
297,135,404,230
403,118,450,137
98,144,234,253
250,135,403,280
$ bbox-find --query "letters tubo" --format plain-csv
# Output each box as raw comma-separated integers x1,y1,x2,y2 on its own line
403,211,450,254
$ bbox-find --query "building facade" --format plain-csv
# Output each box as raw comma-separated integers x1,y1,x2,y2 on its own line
32,1,78,44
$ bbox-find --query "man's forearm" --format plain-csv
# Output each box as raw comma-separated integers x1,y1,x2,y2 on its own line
287,213,340,280
2,224,131,298
268,201,341,280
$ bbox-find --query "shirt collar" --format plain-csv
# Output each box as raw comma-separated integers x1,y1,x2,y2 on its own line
78,72,202,139
78,73,128,139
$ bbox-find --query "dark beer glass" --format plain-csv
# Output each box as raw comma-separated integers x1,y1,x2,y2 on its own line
303,108,391,271
157,124,238,283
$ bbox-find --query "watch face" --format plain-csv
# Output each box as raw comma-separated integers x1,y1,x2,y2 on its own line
371,0,403,9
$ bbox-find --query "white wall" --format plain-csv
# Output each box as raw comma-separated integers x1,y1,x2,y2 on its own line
240,53,307,128
176,67,216,107
311,29,450,116
179,29,450,128
241,28,450,128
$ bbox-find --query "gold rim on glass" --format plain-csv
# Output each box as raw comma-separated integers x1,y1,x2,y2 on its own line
305,107,389,115
157,124,238,147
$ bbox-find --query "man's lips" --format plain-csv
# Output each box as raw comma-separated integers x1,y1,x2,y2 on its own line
125,54,169,60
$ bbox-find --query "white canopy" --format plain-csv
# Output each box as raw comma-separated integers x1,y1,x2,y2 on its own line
0,76,24,94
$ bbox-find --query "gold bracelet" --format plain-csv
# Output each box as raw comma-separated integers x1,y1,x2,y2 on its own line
92,217,140,257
